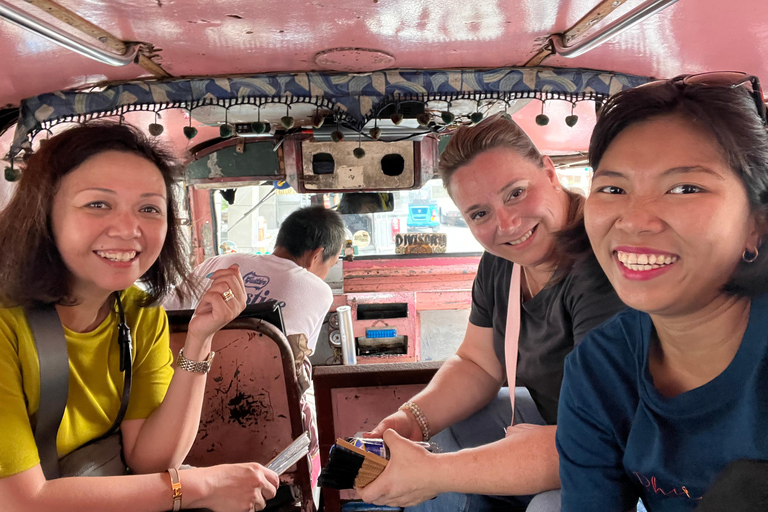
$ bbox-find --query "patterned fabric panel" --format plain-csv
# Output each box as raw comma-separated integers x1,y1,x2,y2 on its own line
11,66,650,155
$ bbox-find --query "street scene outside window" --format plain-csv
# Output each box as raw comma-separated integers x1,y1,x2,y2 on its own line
212,170,591,258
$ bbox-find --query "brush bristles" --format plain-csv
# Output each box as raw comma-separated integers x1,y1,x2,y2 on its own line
318,438,389,489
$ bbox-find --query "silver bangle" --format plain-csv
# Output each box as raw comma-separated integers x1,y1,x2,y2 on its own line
399,401,430,441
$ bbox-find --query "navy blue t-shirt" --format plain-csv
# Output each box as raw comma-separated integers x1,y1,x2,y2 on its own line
556,294,768,512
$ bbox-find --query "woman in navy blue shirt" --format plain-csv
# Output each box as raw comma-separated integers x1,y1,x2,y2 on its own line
556,74,768,511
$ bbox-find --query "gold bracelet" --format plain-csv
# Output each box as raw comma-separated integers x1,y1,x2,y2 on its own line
167,467,182,512
399,401,430,441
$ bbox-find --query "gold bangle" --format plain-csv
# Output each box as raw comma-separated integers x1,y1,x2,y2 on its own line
399,401,430,441
167,467,182,512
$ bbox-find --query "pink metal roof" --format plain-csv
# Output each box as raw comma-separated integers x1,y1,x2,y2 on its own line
2,0,767,109
0,0,766,167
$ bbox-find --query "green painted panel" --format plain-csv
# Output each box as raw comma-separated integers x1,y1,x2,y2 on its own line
186,142,281,180
438,135,451,155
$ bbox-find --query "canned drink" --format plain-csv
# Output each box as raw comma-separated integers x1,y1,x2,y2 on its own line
345,436,436,459
349,437,389,458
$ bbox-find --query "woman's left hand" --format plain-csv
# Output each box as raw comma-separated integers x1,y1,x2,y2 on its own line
187,264,247,347
356,429,441,507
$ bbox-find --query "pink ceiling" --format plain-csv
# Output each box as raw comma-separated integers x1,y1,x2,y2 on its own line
2,0,767,109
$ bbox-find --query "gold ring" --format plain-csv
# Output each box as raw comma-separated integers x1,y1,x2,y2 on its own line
222,289,235,302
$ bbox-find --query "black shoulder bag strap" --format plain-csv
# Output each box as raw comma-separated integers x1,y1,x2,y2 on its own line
28,293,133,480
27,305,69,480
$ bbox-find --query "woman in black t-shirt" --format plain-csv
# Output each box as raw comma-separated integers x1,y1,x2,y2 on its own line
358,114,625,512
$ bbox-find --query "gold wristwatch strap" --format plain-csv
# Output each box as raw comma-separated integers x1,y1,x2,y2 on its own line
167,467,182,511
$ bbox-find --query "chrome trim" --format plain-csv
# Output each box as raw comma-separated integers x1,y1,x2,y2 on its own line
550,0,681,59
0,0,138,67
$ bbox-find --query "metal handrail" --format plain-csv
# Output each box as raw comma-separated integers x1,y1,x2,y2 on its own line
550,0,681,59
0,0,137,67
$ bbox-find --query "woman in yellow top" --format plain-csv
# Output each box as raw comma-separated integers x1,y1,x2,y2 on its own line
0,122,278,511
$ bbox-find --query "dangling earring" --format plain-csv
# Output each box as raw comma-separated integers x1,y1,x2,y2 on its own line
743,247,759,263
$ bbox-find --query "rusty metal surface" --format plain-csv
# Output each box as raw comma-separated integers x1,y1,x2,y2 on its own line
313,361,441,511
170,329,295,467
342,255,479,293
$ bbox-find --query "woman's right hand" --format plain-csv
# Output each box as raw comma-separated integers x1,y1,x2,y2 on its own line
187,463,279,512
186,265,247,351
365,409,423,442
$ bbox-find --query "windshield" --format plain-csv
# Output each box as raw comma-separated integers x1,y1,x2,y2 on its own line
212,178,485,257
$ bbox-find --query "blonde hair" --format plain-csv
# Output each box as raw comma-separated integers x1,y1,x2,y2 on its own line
439,114,544,194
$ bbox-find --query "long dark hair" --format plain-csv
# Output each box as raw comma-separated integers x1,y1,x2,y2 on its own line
0,122,190,308
562,78,768,297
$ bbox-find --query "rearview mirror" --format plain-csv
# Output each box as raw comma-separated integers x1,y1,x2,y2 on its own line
336,193,394,214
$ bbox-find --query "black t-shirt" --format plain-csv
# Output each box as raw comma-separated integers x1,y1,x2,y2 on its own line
469,252,625,425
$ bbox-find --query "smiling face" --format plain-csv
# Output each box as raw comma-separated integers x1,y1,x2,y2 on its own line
448,147,569,268
585,114,762,317
51,150,169,301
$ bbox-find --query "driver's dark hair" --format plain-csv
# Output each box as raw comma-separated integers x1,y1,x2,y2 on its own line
275,205,345,261
0,121,189,308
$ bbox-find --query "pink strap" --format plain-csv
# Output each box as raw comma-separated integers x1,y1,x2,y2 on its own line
505,264,522,424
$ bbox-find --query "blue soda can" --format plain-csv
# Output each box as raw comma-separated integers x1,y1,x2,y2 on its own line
346,437,435,459
349,437,389,458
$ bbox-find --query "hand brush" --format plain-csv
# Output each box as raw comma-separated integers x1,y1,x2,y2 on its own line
318,438,388,489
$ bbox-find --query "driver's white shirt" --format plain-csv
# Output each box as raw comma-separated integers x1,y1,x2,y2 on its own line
163,253,333,352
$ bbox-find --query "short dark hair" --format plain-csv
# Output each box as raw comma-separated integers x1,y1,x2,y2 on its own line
275,205,345,261
587,79,768,296
0,121,189,308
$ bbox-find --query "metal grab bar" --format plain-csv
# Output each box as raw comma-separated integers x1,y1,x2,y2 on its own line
550,0,681,59
0,0,138,67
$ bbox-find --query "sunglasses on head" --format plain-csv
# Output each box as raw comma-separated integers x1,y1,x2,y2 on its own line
641,71,767,125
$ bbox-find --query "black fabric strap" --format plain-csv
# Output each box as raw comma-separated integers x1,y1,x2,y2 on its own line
27,295,133,479
27,306,69,480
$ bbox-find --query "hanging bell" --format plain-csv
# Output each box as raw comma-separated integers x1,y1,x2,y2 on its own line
416,113,431,126
441,111,455,124
4,166,20,182
470,112,484,124
251,121,266,134
183,126,198,140
565,114,579,127
535,114,550,126
281,116,295,130
148,123,164,136
219,123,235,138
390,113,404,125
311,112,325,129
331,130,345,142
369,126,382,140
353,147,366,159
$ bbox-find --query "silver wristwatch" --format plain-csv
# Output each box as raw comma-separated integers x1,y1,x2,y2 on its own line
177,348,215,374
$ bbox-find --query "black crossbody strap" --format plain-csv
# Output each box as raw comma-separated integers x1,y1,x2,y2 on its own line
27,305,68,480
27,294,133,479
100,294,133,440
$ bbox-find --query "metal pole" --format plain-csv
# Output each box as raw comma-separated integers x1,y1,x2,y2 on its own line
550,0,681,59
0,0,137,67
336,306,357,365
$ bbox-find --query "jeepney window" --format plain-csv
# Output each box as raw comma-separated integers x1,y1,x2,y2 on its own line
211,179,485,256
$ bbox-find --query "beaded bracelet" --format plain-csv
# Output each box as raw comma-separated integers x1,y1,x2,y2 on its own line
399,401,430,441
